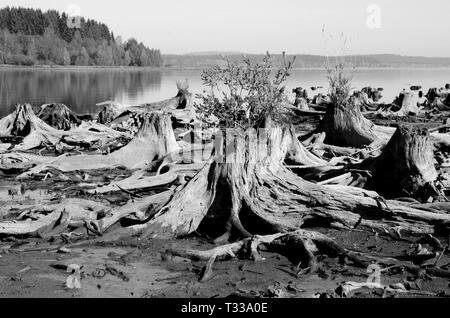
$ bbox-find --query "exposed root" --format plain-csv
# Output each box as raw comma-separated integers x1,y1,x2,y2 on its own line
167,229,357,281
0,189,175,240
84,163,203,194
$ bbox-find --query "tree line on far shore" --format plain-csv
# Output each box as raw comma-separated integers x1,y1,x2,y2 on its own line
0,7,163,67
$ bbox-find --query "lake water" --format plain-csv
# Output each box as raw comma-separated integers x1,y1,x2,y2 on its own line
0,67,449,117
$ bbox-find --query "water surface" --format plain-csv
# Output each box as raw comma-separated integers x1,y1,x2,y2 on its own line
0,67,449,117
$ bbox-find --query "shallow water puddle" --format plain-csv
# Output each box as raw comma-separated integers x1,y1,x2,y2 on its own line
37,247,182,298
0,183,56,202
0,184,58,219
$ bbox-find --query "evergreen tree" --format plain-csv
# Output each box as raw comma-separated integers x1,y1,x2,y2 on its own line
0,6,163,66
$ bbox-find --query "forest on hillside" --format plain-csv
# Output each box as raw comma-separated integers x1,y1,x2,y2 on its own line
164,53,450,68
0,7,163,67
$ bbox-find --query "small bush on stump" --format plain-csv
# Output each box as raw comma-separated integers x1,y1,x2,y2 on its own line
195,52,295,130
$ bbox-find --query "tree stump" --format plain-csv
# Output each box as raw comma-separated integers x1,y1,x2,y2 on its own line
140,118,450,240
353,91,380,112
98,105,120,125
12,111,181,174
319,96,378,147
367,125,438,201
393,92,420,116
362,87,382,102
0,104,128,152
37,103,82,130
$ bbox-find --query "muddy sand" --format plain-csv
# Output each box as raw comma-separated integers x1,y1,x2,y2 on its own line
1,228,449,298
1,111,449,299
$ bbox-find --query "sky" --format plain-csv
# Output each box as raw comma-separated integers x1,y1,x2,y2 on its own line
1,0,450,57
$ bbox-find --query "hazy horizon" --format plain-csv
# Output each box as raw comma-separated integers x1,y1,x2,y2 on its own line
1,0,450,57
168,52,450,58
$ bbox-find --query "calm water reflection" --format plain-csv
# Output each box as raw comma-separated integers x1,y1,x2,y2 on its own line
0,67,449,117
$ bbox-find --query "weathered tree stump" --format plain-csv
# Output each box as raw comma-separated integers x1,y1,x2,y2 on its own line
109,82,195,130
393,92,420,116
98,105,120,125
1,113,450,252
318,96,379,148
362,87,383,102
0,104,128,152
37,103,82,131
312,93,330,106
16,111,181,174
293,87,309,110
0,104,65,149
174,80,193,110
139,118,450,241
367,125,439,201
353,91,380,112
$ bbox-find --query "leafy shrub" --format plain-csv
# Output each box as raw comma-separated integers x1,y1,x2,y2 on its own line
195,53,295,130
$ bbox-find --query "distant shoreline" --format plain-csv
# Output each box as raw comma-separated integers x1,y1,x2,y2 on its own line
162,66,450,71
0,64,164,71
1,64,450,71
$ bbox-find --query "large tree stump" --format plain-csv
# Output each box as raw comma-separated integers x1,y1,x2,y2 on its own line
1,117,450,242
302,96,380,149
367,125,439,200
0,104,65,150
321,96,379,147
140,119,450,241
